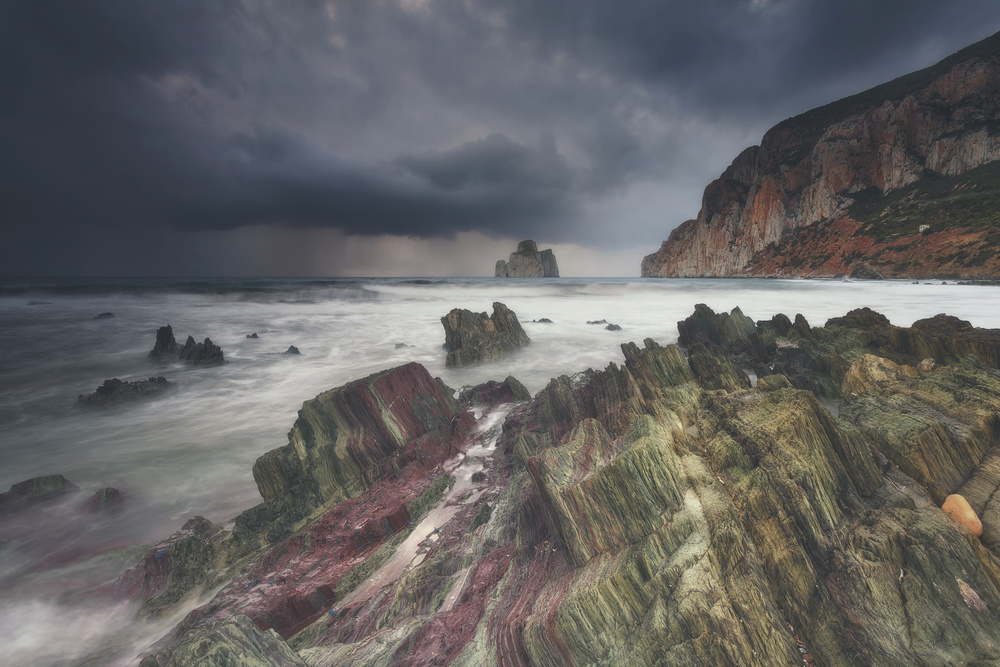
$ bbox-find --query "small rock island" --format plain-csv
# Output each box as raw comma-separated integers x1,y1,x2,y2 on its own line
495,240,559,277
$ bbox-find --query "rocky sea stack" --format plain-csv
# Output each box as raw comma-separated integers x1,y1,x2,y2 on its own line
495,240,560,277
149,325,225,366
643,30,1000,279
103,304,1000,666
441,301,530,367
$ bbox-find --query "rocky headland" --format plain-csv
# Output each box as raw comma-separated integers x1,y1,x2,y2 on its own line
83,303,1000,666
495,240,560,278
441,302,530,367
643,30,1000,279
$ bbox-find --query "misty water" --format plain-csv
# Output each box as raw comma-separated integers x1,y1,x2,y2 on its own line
2,276,999,665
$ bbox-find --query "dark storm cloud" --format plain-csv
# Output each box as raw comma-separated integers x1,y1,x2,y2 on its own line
1,0,999,274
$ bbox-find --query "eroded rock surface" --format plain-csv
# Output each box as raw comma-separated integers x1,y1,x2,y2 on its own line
106,305,1000,667
78,377,171,407
441,302,530,367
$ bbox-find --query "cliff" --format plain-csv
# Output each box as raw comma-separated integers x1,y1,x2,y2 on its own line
109,305,1000,667
642,30,1000,278
495,240,560,277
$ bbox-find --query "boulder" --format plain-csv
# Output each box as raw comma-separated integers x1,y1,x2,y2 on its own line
441,302,530,367
943,494,984,536
78,377,171,407
459,376,531,406
841,354,919,394
495,240,560,277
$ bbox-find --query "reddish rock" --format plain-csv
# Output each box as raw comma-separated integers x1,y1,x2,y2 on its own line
943,494,984,536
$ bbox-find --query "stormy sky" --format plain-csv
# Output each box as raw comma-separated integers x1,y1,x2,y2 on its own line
2,1,999,276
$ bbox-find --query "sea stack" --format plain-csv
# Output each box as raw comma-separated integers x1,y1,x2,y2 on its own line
495,240,560,277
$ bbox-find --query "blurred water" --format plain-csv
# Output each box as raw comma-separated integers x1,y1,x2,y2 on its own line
1,276,998,664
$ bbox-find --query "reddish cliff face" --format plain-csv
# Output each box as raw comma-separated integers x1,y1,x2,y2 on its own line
642,31,1000,278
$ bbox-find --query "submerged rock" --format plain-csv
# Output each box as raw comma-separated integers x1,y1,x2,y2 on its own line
94,312,115,319
78,377,171,407
605,323,622,331
247,333,259,339
0,475,79,514
495,240,560,277
82,487,126,513
441,302,530,367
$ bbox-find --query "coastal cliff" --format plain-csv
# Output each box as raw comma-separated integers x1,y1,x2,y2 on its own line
113,305,1000,666
495,240,560,277
642,30,1000,279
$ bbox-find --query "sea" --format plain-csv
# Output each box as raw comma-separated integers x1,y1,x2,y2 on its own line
1,276,998,665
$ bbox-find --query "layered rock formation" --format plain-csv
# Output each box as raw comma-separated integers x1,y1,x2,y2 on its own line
441,302,530,367
101,305,1000,667
495,240,560,277
643,31,1000,278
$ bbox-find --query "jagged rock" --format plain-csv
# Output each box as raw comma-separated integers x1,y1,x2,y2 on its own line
245,362,474,551
688,342,752,391
943,494,984,536
532,318,553,324
587,319,607,325
459,376,531,406
0,475,79,514
841,354,919,394
247,333,259,339
149,325,179,361
605,323,622,331
138,615,305,667
495,240,560,277
94,312,115,319
441,302,530,367
112,305,1000,667
178,336,225,366
901,314,1000,367
82,487,125,513
284,346,300,355
78,377,171,407
677,303,770,365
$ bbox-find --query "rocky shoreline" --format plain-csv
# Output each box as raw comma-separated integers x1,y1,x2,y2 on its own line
40,304,1000,665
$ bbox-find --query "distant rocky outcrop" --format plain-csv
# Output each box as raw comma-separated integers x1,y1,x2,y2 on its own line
495,240,560,277
284,346,300,355
94,312,115,319
150,325,225,366
643,31,1000,279
441,302,530,367
82,487,125,513
78,377,171,407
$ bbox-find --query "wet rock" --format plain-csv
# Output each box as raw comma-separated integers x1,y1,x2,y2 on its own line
284,346,300,355
459,376,531,406
178,336,225,366
605,323,622,331
94,312,115,319
441,302,530,367
149,325,179,361
78,377,171,407
82,487,125,513
0,475,79,514
247,333,259,339
943,494,984,536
